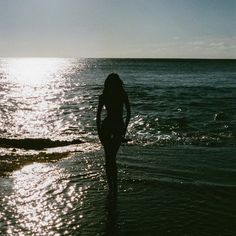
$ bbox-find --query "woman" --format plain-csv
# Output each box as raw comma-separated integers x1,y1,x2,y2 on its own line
96,73,131,191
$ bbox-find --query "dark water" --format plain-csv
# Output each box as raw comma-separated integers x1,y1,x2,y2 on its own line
0,58,236,235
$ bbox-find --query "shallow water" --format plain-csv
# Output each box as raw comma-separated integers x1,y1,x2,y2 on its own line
1,145,236,235
0,58,236,235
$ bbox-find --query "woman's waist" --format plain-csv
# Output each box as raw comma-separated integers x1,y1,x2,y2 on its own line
105,114,123,121
103,116,124,125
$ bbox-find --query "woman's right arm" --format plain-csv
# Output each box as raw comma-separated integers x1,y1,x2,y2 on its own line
96,95,103,138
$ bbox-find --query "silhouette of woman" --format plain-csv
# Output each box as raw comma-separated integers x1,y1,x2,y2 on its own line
97,73,131,191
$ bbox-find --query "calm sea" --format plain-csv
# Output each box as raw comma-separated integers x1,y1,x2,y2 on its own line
0,58,236,235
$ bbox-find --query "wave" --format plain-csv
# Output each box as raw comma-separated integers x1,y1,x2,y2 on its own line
123,176,236,188
0,137,83,150
127,113,236,147
127,132,236,147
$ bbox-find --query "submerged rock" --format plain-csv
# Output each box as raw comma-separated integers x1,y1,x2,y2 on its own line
214,112,227,121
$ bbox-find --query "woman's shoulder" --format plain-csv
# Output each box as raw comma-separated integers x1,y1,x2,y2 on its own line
99,92,128,103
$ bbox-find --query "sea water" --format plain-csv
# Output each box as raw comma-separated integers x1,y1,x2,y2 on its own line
0,58,236,235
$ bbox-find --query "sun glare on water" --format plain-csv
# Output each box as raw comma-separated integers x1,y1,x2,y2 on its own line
1,58,76,139
2,163,85,235
5,57,69,86
0,58,93,234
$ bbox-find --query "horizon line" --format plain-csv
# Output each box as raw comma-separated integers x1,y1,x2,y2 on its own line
0,56,235,60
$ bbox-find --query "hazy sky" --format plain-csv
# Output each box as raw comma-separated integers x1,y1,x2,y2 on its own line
0,0,235,58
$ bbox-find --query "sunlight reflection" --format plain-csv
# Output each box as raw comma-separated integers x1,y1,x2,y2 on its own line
3,163,86,235
5,58,69,86
0,57,93,142
1,58,74,139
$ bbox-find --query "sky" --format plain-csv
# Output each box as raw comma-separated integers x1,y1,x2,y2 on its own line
0,0,235,58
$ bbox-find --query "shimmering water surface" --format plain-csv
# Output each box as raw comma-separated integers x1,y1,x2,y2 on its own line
0,58,236,235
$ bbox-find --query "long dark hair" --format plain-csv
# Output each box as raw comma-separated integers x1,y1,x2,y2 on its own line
103,73,126,99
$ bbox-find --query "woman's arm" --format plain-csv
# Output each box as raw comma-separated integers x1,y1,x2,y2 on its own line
124,94,131,136
96,95,103,138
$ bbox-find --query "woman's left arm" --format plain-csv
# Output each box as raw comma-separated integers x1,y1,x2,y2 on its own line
96,95,103,139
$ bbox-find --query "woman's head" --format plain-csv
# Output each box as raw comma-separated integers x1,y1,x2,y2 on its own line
103,73,124,96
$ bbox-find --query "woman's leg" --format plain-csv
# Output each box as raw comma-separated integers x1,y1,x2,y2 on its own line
104,145,113,190
100,120,123,191
104,137,121,191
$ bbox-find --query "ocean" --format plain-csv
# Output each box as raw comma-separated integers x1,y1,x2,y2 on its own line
0,58,236,235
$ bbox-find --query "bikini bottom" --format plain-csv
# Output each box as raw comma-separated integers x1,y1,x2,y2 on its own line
99,117,125,145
